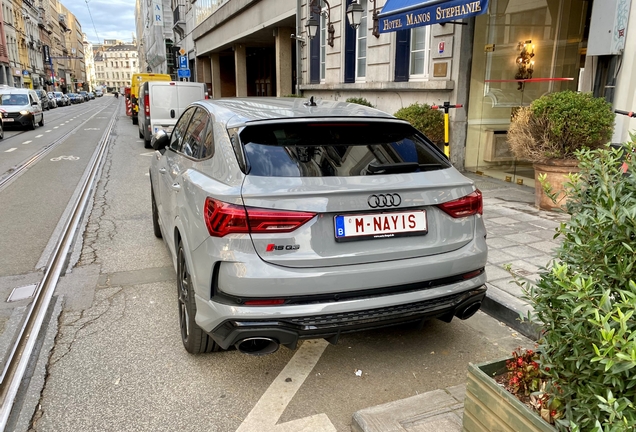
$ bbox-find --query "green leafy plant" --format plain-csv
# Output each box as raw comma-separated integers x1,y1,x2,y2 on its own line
393,103,444,147
507,91,615,162
346,97,374,107
516,141,636,431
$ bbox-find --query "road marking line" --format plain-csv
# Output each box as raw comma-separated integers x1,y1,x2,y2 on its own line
54,126,59,129
236,339,335,432
60,124,65,126
35,135,43,138
5,148,17,153
22,141,32,145
140,152,154,157
45,130,52,132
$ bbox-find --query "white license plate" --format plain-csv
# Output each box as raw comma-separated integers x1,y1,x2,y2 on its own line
334,210,427,242
3,118,13,122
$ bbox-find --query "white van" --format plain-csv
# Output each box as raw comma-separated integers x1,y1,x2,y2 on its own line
0,86,44,130
138,81,207,147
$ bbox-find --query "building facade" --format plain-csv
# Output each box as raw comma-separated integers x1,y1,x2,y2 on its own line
0,1,10,84
136,0,175,75
99,41,139,91
164,0,633,190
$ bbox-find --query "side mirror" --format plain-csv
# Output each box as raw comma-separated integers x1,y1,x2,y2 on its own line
152,130,170,152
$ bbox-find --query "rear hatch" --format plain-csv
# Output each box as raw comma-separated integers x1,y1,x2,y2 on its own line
150,83,205,134
236,120,480,268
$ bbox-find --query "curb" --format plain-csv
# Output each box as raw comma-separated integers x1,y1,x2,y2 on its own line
481,283,541,341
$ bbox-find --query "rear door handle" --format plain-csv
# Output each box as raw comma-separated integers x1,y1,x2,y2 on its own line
170,109,175,118
171,183,181,191
158,167,166,174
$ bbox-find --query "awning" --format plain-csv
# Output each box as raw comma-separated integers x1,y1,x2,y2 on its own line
378,0,489,33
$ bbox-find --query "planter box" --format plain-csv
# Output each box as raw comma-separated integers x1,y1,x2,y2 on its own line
463,358,555,432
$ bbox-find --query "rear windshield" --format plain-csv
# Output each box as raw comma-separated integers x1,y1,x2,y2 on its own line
238,122,450,177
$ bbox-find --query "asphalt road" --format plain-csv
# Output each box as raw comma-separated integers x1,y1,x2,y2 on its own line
12,100,532,432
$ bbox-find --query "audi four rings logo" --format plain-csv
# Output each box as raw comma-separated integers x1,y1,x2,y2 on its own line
368,193,402,208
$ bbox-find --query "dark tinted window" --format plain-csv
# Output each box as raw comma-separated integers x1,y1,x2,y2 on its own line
240,122,450,177
200,117,215,159
180,108,208,158
169,107,195,151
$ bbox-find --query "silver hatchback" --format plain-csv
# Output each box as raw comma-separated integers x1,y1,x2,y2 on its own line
149,97,487,355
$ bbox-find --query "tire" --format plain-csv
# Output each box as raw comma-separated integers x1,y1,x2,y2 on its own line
132,115,138,125
177,241,220,354
28,117,35,130
144,136,151,149
38,115,44,127
0,122,4,139
138,128,143,139
151,185,162,239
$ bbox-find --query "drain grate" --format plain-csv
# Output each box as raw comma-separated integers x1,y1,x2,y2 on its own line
7,284,38,302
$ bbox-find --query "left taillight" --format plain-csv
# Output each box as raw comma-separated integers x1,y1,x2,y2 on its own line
144,93,150,115
204,198,316,237
437,190,483,218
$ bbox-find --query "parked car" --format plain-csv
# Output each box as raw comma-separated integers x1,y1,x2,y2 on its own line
53,92,67,106
0,86,44,129
79,91,90,101
35,90,51,111
95,90,103,97
138,81,207,148
149,97,488,356
47,92,58,108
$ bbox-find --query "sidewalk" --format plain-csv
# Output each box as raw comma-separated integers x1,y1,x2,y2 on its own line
351,173,569,432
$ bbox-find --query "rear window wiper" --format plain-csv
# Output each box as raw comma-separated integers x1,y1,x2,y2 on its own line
367,162,443,174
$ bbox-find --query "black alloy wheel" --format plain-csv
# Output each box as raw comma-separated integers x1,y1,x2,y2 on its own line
177,241,219,354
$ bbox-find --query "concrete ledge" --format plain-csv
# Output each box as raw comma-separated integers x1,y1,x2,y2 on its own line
300,81,454,92
481,284,541,341
352,385,466,432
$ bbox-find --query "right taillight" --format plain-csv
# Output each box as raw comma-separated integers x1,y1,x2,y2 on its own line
144,94,149,115
204,198,316,237
437,190,483,218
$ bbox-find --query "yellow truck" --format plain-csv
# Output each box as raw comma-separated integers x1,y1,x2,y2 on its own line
130,73,171,125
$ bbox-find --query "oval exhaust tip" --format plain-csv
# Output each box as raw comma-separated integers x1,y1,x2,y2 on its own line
236,337,280,356
457,302,482,320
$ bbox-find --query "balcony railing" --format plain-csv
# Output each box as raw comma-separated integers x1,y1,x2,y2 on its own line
173,4,186,27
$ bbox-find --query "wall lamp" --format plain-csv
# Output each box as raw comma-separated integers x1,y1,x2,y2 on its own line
306,0,335,47
347,0,379,38
347,0,380,38
515,40,535,90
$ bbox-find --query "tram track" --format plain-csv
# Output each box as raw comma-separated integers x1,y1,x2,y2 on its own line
0,102,115,192
0,104,118,429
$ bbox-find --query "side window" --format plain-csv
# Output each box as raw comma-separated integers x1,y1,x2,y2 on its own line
169,107,196,151
200,116,215,159
180,108,209,158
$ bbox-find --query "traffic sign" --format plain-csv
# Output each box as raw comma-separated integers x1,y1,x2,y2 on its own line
177,69,191,78
179,56,188,69
179,47,186,56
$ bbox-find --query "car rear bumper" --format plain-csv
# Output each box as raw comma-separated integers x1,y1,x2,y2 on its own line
204,285,487,350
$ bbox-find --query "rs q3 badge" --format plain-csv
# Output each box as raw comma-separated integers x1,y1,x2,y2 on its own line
266,244,300,252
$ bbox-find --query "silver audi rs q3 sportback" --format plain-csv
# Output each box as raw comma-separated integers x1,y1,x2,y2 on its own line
149,97,488,355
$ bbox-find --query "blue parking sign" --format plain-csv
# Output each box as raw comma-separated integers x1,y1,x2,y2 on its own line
179,56,188,69
177,69,191,78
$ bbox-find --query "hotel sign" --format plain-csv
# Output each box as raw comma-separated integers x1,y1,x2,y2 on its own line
378,0,489,33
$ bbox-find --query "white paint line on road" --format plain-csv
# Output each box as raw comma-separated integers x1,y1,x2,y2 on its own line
35,135,43,138
22,141,32,145
53,126,59,129
59,124,65,126
45,130,52,132
236,339,335,432
4,148,17,153
140,152,154,157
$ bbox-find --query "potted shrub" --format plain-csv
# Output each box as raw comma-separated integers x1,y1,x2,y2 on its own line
507,91,614,210
464,142,636,431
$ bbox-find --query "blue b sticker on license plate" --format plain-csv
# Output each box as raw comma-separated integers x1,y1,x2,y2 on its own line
334,210,427,242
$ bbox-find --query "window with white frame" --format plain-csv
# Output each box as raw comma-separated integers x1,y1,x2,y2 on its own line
320,2,326,81
410,26,430,78
356,0,368,79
